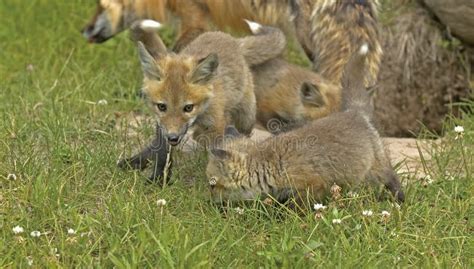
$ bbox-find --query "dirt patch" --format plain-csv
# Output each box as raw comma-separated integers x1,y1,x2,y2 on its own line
374,2,472,137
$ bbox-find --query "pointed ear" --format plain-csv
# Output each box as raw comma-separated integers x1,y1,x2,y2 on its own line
191,53,219,84
209,148,231,160
300,82,325,107
137,41,161,80
224,125,243,140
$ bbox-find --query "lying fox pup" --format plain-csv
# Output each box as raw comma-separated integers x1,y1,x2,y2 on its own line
118,20,286,181
207,44,405,204
252,58,340,133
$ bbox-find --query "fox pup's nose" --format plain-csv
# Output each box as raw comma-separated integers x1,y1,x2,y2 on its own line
167,134,180,145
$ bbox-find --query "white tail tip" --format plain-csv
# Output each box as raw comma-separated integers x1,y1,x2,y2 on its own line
359,44,369,55
244,19,262,34
140,20,162,30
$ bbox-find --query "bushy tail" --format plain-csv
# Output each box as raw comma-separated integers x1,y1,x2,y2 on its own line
307,1,382,87
239,20,287,66
341,44,372,116
130,20,167,58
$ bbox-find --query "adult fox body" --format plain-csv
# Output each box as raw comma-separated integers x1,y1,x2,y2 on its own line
83,0,381,87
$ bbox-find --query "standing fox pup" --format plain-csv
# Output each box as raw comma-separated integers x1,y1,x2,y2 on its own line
82,0,381,87
252,58,340,133
207,44,404,204
118,20,286,181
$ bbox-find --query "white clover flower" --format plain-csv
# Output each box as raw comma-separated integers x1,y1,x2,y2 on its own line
381,210,391,217
425,175,434,184
313,203,327,211
26,256,33,266
12,225,24,234
332,219,342,224
7,173,17,180
454,126,464,134
67,228,76,235
97,99,108,105
391,203,401,210
30,231,41,237
347,191,359,198
156,199,167,206
235,207,245,215
362,210,373,217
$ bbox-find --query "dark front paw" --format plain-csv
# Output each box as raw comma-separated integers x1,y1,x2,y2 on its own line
117,156,150,170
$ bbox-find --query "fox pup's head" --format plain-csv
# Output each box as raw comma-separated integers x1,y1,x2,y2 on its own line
138,42,219,146
206,127,262,202
299,80,340,121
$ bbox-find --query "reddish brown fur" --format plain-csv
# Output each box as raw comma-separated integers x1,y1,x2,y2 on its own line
83,0,382,87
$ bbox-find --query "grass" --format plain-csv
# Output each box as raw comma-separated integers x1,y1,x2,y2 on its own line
0,0,472,267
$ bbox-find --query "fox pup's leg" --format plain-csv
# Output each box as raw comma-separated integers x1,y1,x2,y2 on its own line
118,125,172,182
231,93,256,136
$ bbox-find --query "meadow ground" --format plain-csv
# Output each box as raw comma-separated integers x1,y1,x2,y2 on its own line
0,1,473,267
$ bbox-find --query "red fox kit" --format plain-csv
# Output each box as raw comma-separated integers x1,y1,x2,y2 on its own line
206,44,405,204
252,58,340,133
118,20,286,181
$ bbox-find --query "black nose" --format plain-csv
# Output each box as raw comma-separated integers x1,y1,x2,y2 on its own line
167,134,180,144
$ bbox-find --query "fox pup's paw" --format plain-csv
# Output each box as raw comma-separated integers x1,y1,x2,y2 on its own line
244,19,262,34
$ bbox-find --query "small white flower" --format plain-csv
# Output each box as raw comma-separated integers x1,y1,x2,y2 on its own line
391,203,401,210
97,99,108,105
30,231,41,237
454,126,464,134
381,210,391,217
347,191,359,198
426,175,434,184
26,256,33,266
7,173,17,180
67,228,76,235
332,219,342,224
156,199,167,206
12,225,24,234
235,207,245,215
313,203,327,211
362,210,373,217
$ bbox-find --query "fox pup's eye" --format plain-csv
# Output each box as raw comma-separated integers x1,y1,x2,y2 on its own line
156,103,167,112
183,104,194,113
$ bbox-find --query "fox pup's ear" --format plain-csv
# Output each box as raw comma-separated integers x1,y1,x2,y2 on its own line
191,53,219,84
300,82,325,107
224,125,243,140
137,41,161,80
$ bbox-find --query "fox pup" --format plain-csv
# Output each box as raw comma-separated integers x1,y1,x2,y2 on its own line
252,58,340,133
118,20,286,181
206,44,405,204
82,0,381,88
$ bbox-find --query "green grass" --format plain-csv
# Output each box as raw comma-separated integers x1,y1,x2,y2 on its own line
0,1,472,267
